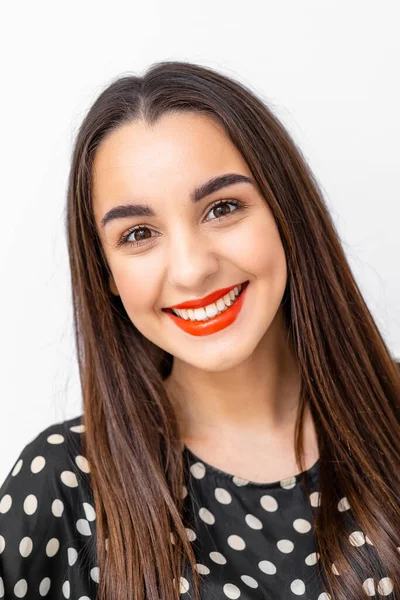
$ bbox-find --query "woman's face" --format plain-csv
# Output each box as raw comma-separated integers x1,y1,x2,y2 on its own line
92,112,288,372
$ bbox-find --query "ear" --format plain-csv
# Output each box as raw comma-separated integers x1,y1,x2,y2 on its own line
109,275,119,296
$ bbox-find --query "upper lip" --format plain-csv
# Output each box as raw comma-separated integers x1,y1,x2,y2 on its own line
164,280,248,310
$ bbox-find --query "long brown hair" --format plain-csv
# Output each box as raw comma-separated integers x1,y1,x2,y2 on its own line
65,61,400,600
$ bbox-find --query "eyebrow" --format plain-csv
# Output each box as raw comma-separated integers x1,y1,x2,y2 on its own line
100,172,255,230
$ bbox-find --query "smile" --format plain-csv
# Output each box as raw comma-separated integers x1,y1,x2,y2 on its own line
167,282,245,321
163,281,250,337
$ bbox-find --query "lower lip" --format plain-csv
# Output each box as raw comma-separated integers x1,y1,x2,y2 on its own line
163,281,249,336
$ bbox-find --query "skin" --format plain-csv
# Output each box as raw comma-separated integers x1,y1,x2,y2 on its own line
92,112,319,483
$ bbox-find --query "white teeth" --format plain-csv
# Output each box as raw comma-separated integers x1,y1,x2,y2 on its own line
216,297,226,311
223,291,233,307
193,307,208,320
205,303,219,318
172,284,244,321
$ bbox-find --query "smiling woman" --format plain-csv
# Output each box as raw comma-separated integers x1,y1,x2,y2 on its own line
0,61,399,600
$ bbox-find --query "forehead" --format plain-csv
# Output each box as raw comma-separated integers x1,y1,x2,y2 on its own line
91,112,250,217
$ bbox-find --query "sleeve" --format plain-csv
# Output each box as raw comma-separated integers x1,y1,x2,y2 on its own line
0,419,99,599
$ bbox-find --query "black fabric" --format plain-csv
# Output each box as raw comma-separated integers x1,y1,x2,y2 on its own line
0,415,329,599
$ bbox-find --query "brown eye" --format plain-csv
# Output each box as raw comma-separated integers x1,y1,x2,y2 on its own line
129,227,152,243
118,226,157,248
205,199,243,221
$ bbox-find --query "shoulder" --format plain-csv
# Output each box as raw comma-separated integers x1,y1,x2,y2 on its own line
13,412,86,461
0,413,93,525
0,415,97,598
1,414,90,500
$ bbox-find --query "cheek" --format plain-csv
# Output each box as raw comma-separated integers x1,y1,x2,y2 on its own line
109,260,160,313
234,219,287,280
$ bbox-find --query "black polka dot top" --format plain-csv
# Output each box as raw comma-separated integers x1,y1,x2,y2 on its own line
180,441,327,600
0,414,331,599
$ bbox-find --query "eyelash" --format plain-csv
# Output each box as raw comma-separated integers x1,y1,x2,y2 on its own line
117,199,245,249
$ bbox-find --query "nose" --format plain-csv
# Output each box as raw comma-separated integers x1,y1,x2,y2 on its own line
165,228,219,292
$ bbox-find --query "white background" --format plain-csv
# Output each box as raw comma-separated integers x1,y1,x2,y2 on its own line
0,0,399,482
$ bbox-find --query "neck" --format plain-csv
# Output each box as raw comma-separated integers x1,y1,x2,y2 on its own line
164,308,302,445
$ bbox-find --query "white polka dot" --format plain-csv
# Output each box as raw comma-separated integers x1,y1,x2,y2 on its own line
105,537,109,551
362,578,376,596
170,531,175,545
337,496,350,511
280,476,296,490
19,537,33,557
61,471,78,487
39,577,51,596
199,507,215,524
182,485,188,499
258,560,276,574
47,433,65,444
46,538,60,557
318,594,331,600
23,494,38,515
0,577,4,598
76,519,92,535
0,494,12,514
0,536,5,553
215,488,232,504
232,476,249,487
260,494,278,512
349,531,365,546
31,456,46,473
68,547,78,566
75,455,90,473
14,579,27,597
186,528,197,541
305,552,319,565
293,518,312,533
290,579,306,595
83,502,96,521
77,597,91,600
12,459,23,476
190,462,206,479
196,563,210,575
377,577,394,595
245,514,262,530
62,580,70,598
309,491,321,507
223,583,241,598
179,577,190,593
332,563,340,575
52,499,64,517
210,551,226,564
277,539,294,553
90,566,99,583
241,575,258,588
70,424,86,433
228,535,246,550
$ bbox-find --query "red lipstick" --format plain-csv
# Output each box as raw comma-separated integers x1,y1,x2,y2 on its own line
163,280,250,337
164,280,248,310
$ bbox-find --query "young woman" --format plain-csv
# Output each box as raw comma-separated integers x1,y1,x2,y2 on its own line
0,61,399,600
